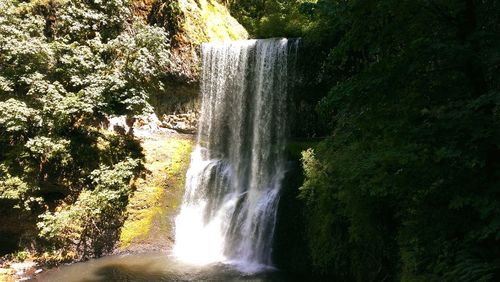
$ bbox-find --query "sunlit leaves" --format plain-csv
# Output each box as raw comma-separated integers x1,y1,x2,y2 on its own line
0,0,167,258
0,165,41,210
0,99,41,134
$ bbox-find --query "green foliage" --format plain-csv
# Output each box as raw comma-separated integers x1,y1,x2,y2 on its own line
12,250,30,262
0,0,172,258
37,158,140,259
229,0,315,38
0,99,41,137
0,165,41,211
51,0,132,41
294,0,500,280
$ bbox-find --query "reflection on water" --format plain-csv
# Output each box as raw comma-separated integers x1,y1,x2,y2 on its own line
33,253,289,282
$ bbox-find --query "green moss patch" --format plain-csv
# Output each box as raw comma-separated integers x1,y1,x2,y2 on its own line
118,136,194,251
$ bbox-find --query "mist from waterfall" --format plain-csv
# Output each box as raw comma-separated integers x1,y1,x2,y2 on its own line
173,38,298,272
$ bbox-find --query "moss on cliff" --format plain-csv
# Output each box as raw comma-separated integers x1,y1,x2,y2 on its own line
149,0,248,81
177,0,248,44
118,136,194,252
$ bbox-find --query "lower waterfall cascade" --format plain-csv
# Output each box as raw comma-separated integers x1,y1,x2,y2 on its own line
173,38,299,272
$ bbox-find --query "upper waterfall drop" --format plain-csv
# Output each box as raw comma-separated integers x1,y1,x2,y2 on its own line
173,38,299,272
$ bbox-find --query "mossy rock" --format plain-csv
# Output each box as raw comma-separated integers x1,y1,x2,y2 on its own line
118,136,194,252
150,0,247,44
149,0,248,81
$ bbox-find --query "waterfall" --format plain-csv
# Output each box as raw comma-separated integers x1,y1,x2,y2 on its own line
173,38,298,272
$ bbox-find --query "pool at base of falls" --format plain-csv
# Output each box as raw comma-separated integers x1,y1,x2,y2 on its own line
33,252,291,282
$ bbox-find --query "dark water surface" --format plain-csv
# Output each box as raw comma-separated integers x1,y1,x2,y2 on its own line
33,252,290,282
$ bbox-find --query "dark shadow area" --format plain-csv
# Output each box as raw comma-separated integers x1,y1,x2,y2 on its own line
0,231,19,256
0,202,37,257
149,80,200,118
272,149,310,276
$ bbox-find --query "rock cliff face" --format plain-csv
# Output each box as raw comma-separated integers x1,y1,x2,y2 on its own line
132,0,156,20
148,0,248,81
135,0,248,133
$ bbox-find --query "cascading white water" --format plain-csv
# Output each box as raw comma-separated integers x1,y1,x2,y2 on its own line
174,38,298,272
